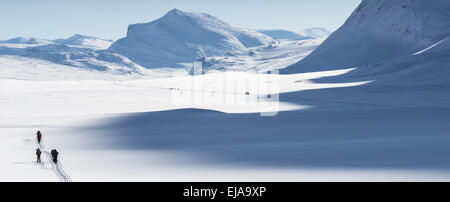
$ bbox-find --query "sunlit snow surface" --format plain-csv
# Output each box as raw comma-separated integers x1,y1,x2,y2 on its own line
3,60,413,182
3,61,450,182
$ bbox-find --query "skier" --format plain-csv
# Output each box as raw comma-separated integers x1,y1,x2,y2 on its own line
36,148,42,163
51,149,59,164
36,131,42,144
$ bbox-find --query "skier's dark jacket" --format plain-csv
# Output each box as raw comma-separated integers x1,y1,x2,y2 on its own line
51,149,59,156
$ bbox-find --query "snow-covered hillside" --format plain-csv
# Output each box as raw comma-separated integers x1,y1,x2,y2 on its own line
286,0,450,73
52,34,114,50
110,9,276,68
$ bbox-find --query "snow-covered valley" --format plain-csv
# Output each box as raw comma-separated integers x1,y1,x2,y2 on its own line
3,67,450,182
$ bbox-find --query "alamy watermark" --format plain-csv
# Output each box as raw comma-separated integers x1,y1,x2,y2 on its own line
170,61,280,116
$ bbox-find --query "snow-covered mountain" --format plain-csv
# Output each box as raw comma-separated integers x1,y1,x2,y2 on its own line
0,9,321,77
0,35,113,50
258,29,304,40
110,9,276,68
53,34,114,50
3,9,320,77
0,34,146,74
286,0,450,73
259,28,330,41
0,36,53,45
298,28,331,39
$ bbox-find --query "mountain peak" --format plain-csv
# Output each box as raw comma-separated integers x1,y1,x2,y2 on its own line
167,8,183,15
12,36,31,41
67,34,90,40
164,8,204,19
111,10,274,69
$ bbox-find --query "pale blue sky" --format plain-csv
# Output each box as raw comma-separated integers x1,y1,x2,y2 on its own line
0,0,361,40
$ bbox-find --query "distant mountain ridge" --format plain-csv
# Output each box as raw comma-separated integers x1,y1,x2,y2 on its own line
299,28,330,39
258,30,304,40
0,34,142,73
0,36,53,45
109,9,276,68
1,9,324,75
52,34,114,50
258,28,330,40
1,34,114,50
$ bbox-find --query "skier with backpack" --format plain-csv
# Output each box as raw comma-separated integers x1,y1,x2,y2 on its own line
36,148,42,163
51,149,59,164
36,131,42,144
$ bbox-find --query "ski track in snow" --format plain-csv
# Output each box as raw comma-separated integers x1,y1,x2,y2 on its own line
37,142,71,182
413,36,449,55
